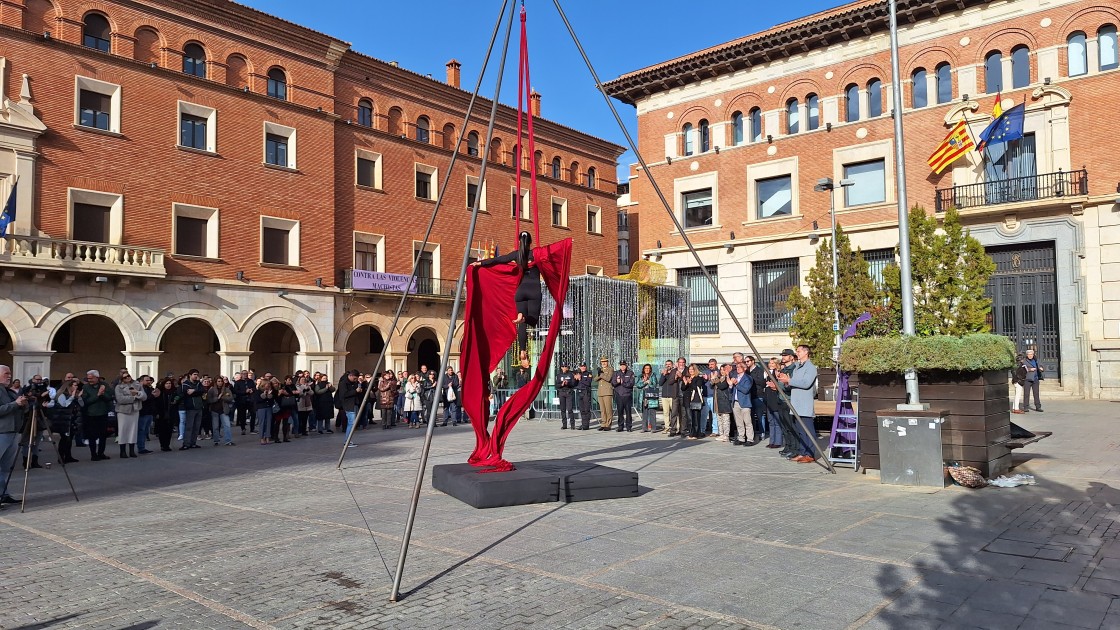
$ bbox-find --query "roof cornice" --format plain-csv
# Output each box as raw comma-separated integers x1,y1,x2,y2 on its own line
603,0,991,105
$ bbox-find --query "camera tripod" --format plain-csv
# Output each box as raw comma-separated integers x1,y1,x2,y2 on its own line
6,403,80,513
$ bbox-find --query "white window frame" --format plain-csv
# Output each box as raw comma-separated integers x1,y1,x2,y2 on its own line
510,186,530,220
550,195,568,227
415,163,438,201
67,188,123,244
355,149,383,189
353,231,385,272
745,157,799,224
586,204,602,235
413,240,441,292
172,203,220,259
833,140,894,210
74,76,122,133
260,216,300,266
465,175,487,212
263,121,297,169
673,171,719,232
177,101,217,152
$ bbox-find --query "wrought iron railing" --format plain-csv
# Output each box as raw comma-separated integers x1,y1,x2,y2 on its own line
935,168,1088,213
0,235,166,277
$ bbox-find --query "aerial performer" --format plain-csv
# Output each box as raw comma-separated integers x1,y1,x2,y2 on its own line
474,231,539,355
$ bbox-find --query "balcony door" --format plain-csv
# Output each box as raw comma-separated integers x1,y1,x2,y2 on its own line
985,243,1060,379
983,133,1037,205
415,249,434,294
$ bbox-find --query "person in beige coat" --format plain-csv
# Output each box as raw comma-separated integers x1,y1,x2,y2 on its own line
114,373,147,459
595,357,614,431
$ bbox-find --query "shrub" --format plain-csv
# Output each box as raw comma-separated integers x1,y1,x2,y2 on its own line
840,333,1015,374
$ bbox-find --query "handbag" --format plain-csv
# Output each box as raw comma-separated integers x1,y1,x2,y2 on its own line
447,387,456,402
271,402,281,414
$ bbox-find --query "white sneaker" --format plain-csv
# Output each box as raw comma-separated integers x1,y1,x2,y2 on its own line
347,444,358,448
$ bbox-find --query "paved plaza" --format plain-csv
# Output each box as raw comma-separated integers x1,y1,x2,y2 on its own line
2,399,1119,630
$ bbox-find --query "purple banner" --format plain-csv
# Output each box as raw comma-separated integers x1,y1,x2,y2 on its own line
351,270,417,293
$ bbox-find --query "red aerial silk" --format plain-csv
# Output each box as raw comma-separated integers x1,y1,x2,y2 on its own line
460,238,572,472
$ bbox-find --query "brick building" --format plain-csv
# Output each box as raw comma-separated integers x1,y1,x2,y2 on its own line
0,0,623,381
605,0,1120,399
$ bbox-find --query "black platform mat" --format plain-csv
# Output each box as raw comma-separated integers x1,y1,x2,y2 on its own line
432,458,639,509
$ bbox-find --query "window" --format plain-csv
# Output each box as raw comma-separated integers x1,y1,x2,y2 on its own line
551,196,567,227
266,68,287,100
467,131,480,156
178,102,216,152
413,243,439,293
935,63,952,104
465,176,486,211
749,107,762,142
756,175,792,219
682,188,713,229
356,150,382,189
353,232,384,272
806,94,819,131
78,90,110,130
845,84,860,122
72,202,111,243
260,216,300,266
416,116,430,143
731,111,744,145
985,51,1003,93
82,13,110,52
182,43,206,78
752,258,799,332
510,187,529,220
983,133,1038,204
911,69,928,108
1011,46,1030,88
75,76,120,133
862,248,895,288
786,98,800,134
263,122,296,169
843,159,886,207
677,266,719,334
586,205,601,234
415,164,437,200
68,188,122,244
1100,25,1119,71
357,100,373,127
586,167,597,189
1066,33,1088,77
867,79,883,117
550,156,561,178
682,123,694,156
699,119,710,152
173,203,219,259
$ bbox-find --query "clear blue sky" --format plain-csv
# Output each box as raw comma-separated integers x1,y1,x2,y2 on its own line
239,0,838,182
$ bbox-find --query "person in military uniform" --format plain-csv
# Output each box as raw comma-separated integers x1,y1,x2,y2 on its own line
574,362,592,430
611,360,636,432
556,363,576,429
595,357,614,431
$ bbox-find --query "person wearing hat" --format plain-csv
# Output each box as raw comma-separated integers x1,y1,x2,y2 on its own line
774,349,801,459
595,357,614,431
574,362,592,430
556,363,576,429
611,360,636,432
776,345,819,463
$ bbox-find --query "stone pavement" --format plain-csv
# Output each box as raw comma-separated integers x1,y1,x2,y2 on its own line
1,399,1118,629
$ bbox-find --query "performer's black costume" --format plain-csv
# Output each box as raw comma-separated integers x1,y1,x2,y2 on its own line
478,232,540,352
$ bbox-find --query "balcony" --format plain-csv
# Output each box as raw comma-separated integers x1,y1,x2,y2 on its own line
935,168,1088,213
0,235,166,278
342,269,463,300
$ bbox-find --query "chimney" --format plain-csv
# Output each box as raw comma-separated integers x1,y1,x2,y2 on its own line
446,59,461,89
530,90,541,117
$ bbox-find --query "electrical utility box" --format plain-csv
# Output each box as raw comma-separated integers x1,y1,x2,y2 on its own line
875,409,949,487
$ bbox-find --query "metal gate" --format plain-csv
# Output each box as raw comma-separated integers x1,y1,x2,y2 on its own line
985,243,1060,379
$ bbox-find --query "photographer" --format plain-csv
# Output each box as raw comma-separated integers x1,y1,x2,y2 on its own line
20,374,56,468
54,377,83,463
0,365,30,506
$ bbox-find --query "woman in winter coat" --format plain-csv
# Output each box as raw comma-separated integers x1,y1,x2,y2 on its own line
681,365,705,440
295,375,314,436
376,371,397,429
253,378,276,445
114,373,147,459
207,376,235,446
154,377,180,451
635,364,659,433
54,378,84,463
403,374,422,427
312,375,335,434
1011,353,1028,413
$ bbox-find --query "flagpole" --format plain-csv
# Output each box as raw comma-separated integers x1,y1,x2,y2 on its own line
888,0,925,409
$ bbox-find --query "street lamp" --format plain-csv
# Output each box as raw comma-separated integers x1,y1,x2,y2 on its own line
814,177,855,368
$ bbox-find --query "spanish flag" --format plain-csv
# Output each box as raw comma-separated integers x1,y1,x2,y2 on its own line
927,120,975,175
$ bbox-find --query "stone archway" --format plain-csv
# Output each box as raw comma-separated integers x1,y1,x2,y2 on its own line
344,324,386,374
159,317,220,378
407,327,440,373
249,321,300,376
50,314,126,380
0,322,12,370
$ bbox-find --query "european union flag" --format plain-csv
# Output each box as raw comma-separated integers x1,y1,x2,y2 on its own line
977,103,1025,152
0,181,15,236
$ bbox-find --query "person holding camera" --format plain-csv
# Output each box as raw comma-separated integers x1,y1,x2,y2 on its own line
114,373,147,459
54,377,83,463
20,374,55,469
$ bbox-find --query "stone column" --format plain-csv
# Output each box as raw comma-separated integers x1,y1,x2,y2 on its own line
10,350,54,383
296,352,338,377
218,352,252,377
122,351,163,380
